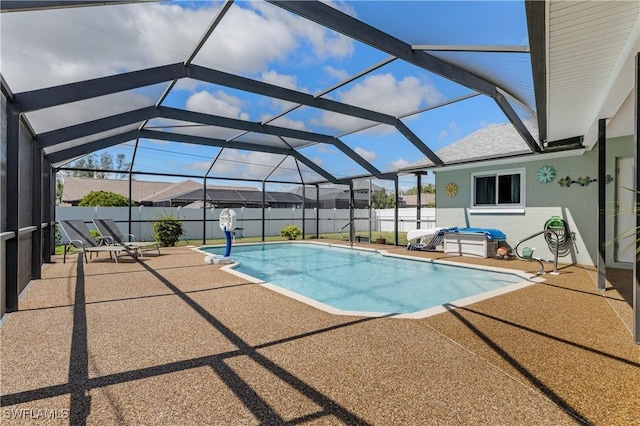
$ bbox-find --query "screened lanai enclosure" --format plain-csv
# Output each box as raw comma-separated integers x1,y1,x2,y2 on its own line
1,0,638,339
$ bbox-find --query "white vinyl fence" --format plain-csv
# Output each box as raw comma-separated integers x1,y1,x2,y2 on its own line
55,206,436,243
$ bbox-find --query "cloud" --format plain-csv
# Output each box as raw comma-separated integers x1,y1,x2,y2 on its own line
185,90,249,120
324,66,349,81
389,158,410,170
210,149,301,181
317,73,444,133
354,147,376,162
266,115,308,132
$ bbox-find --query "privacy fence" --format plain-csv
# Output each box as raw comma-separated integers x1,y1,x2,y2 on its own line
55,206,437,243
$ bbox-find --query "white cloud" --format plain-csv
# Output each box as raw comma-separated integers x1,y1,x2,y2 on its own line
389,158,410,170
324,66,349,81
354,147,376,162
185,90,249,120
266,115,308,132
318,73,444,133
438,130,448,141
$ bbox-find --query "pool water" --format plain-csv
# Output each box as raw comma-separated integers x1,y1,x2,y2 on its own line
202,243,526,315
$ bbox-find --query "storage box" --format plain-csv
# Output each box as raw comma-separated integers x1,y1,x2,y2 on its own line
444,232,498,258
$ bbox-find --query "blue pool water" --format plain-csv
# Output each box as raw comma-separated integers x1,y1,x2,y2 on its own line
203,243,524,314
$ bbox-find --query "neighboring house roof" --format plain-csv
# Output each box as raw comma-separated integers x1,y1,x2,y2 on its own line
402,193,435,207
61,177,260,204
291,181,385,200
62,176,174,203
140,179,203,203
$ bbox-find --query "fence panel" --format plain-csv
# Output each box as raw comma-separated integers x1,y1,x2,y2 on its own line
55,206,432,242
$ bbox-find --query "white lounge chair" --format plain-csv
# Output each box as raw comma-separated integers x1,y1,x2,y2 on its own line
58,220,132,263
406,227,448,251
93,219,161,257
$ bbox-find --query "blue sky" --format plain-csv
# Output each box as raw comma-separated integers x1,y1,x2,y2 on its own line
2,0,533,191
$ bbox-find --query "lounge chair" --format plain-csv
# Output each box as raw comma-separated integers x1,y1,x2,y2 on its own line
406,227,448,251
58,220,132,264
93,218,161,257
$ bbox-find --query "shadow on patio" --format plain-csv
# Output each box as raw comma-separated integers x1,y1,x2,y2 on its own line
1,246,638,425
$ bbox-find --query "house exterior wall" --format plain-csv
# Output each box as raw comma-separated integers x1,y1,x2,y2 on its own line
435,137,634,267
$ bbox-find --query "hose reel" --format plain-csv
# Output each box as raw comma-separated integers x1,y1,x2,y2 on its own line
544,216,572,255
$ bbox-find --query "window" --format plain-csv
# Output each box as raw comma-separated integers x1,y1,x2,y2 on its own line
471,169,524,210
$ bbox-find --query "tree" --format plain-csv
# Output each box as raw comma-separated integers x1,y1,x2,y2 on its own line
55,176,64,205
404,184,436,195
78,191,133,207
69,152,130,179
371,189,395,209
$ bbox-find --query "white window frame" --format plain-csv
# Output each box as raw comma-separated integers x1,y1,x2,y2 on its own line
469,168,525,214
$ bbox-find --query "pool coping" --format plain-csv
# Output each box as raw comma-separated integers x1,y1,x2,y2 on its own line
195,241,544,319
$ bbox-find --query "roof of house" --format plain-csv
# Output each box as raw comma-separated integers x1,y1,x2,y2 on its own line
402,121,535,171
61,177,260,204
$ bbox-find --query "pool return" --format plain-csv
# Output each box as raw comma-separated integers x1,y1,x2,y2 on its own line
204,208,236,265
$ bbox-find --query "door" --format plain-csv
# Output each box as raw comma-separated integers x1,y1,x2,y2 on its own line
615,157,635,263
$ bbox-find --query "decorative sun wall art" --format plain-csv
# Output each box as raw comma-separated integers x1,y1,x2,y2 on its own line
536,165,556,184
445,182,458,197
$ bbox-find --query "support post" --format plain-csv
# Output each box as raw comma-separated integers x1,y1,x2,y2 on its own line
31,143,43,279
633,53,639,344
315,184,320,239
302,185,306,239
203,177,207,245
368,179,372,243
394,176,399,246
262,181,266,242
597,118,607,291
42,158,53,263
6,102,20,312
128,172,133,238
349,181,355,243
416,173,422,229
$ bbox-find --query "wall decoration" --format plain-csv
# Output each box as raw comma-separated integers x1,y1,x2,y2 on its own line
606,174,614,184
558,176,573,187
536,165,556,184
557,176,598,187
445,182,458,197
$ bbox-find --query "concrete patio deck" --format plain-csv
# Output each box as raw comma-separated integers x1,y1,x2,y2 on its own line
1,243,638,425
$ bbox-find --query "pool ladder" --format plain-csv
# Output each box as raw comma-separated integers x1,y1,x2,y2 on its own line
339,222,351,240
514,230,560,275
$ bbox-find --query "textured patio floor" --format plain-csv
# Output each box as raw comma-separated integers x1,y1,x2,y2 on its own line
1,242,638,425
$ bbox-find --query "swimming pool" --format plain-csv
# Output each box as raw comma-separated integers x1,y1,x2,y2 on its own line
200,242,537,318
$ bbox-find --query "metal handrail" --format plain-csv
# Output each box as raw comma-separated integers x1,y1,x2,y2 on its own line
338,222,351,240
514,229,560,275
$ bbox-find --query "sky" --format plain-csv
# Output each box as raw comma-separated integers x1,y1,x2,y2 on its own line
0,0,534,192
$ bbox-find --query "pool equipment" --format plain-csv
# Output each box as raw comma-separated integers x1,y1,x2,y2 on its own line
205,208,237,265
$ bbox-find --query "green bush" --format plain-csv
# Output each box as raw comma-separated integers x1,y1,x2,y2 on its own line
78,190,133,207
152,214,184,246
280,224,302,240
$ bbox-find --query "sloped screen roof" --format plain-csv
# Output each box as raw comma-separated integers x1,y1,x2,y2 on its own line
1,0,543,185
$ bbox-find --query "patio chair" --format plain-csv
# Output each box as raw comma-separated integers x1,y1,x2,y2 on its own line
406,227,448,251
93,218,161,257
58,220,132,264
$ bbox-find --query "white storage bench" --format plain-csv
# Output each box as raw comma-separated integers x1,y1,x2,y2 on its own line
444,232,498,258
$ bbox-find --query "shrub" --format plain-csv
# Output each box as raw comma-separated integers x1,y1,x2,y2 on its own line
280,224,302,240
78,190,132,207
152,214,184,247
